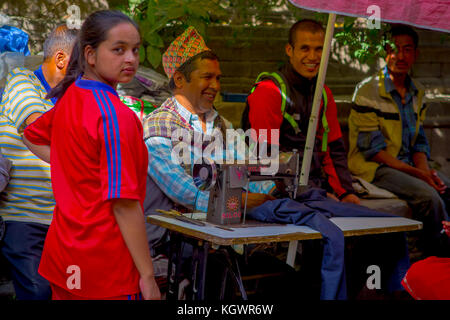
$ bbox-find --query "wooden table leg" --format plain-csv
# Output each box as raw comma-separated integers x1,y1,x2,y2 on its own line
286,240,298,268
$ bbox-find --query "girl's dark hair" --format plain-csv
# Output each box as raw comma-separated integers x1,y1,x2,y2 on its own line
47,10,140,100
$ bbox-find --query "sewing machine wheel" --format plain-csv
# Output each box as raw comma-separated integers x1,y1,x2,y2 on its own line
192,160,218,191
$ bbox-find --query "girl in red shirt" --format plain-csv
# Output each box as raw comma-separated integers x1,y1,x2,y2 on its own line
23,10,160,300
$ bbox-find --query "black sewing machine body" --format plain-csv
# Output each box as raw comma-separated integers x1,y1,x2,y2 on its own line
193,151,300,225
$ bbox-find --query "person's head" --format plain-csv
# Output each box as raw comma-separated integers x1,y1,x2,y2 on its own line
42,25,78,82
285,19,325,80
163,27,221,115
49,10,140,100
385,24,419,75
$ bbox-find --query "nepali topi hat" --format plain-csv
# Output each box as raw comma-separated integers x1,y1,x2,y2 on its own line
162,26,210,80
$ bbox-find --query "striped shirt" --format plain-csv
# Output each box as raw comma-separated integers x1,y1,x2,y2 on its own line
0,67,55,224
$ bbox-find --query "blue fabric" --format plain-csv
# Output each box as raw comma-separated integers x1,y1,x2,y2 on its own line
248,188,409,300
0,221,51,300
33,65,57,104
146,137,210,211
75,74,118,97
0,26,31,56
382,67,430,164
357,130,387,160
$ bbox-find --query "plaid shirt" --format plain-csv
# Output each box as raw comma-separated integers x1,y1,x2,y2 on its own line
145,97,274,212
357,67,430,165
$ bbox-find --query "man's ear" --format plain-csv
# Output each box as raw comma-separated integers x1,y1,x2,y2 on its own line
173,71,185,89
285,43,293,59
54,50,67,70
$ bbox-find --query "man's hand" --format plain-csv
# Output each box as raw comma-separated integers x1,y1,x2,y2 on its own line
241,192,276,210
430,169,447,194
341,193,361,205
139,275,161,300
326,193,339,202
442,221,450,237
412,168,447,194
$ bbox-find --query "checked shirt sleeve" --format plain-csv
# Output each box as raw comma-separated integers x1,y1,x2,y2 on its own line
357,130,387,160
411,125,431,159
145,137,209,212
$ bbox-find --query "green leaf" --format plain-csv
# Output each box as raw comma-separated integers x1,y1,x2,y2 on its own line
166,6,186,20
144,32,164,48
139,45,146,63
147,45,162,68
186,3,210,20
186,17,206,35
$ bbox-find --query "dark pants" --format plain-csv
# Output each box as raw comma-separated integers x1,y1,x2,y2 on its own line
373,166,450,256
0,221,51,300
248,188,410,300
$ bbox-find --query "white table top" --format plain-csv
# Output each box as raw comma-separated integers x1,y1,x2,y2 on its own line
147,213,422,246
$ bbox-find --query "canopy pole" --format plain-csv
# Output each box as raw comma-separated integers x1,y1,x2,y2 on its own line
299,13,336,187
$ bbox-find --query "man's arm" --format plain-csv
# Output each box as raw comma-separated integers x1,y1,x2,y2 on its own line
25,112,44,127
412,152,446,193
146,137,274,211
22,107,55,163
146,137,210,211
22,135,50,163
2,69,52,134
322,88,360,204
371,150,445,192
21,113,47,160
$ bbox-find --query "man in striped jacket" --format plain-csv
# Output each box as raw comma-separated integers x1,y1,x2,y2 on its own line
348,25,449,257
0,25,76,299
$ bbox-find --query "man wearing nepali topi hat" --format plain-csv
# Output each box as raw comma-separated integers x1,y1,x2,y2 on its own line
141,26,275,258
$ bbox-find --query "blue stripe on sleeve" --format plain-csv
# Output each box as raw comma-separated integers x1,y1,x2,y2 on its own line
93,90,113,199
102,91,122,198
97,90,117,198
98,91,118,198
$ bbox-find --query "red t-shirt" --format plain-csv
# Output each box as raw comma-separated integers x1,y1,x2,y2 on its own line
247,79,348,196
247,79,342,144
24,78,148,298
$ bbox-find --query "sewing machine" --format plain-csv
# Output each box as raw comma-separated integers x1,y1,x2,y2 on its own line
192,151,300,225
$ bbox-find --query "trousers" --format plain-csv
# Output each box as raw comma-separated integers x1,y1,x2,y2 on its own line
248,188,410,300
373,166,450,256
0,221,51,300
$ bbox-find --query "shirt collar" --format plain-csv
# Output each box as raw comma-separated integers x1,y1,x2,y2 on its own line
173,97,218,125
383,66,417,95
34,65,57,104
75,74,119,97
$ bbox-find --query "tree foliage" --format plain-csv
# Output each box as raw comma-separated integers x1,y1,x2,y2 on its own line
111,0,405,69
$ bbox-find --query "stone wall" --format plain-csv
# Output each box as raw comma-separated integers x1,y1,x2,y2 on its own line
1,5,449,172
207,25,450,97
1,0,109,54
